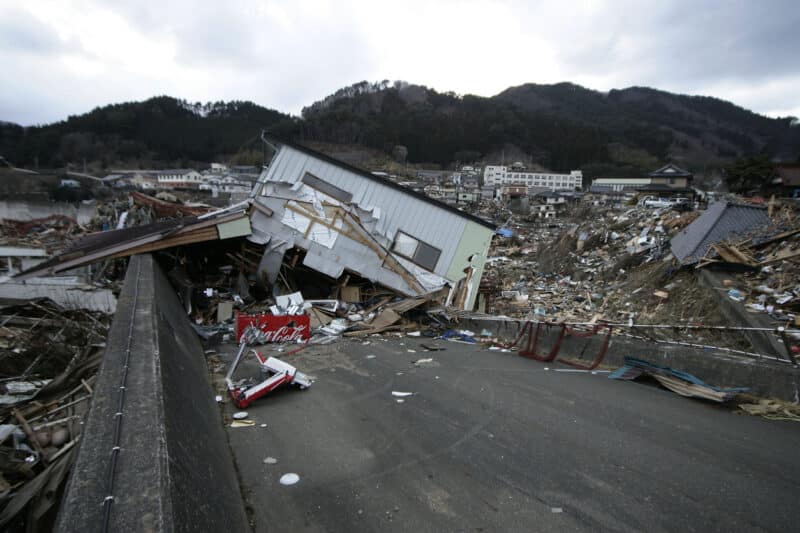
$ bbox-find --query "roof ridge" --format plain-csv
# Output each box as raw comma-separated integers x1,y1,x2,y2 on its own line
263,135,496,230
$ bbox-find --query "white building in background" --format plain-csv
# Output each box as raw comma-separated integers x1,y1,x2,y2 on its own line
483,165,583,191
156,169,204,189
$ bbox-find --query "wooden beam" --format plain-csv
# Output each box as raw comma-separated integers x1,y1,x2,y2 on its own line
108,227,220,258
285,203,424,293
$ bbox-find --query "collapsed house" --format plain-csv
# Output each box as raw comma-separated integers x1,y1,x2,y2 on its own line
249,136,495,309
13,138,495,311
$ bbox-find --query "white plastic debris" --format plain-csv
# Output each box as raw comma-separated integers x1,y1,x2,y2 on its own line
5,380,50,395
215,395,223,403
366,354,377,359
320,318,349,336
280,473,300,485
391,391,413,397
233,411,249,420
263,457,278,464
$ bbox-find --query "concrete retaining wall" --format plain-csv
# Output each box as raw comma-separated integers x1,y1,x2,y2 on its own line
696,269,788,358
56,254,249,532
458,316,800,403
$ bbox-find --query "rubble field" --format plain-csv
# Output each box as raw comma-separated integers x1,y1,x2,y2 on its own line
475,197,800,354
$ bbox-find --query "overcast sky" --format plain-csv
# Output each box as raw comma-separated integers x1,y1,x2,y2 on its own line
1,0,798,126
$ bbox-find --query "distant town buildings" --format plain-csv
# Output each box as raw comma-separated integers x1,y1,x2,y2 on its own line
103,164,261,195
156,169,204,189
483,164,582,191
590,164,693,193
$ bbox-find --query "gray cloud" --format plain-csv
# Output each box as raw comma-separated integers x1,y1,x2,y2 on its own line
1,0,798,126
544,0,800,83
0,7,63,54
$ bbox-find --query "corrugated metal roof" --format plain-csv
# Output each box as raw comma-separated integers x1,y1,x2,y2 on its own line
257,144,487,278
670,201,771,265
0,280,116,313
262,136,495,230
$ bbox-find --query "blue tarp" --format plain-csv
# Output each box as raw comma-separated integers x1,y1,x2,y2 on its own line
609,356,749,401
441,330,477,343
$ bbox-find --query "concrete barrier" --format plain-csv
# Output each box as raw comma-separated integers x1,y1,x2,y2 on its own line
56,254,249,532
458,316,800,403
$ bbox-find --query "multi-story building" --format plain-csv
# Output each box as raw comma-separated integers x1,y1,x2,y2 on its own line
483,165,582,191
155,169,204,189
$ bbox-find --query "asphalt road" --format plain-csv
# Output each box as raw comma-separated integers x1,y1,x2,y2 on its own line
219,336,800,532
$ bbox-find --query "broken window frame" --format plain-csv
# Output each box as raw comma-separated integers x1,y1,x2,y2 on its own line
391,231,442,272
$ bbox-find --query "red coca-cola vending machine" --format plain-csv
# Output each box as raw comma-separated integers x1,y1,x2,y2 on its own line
235,312,311,343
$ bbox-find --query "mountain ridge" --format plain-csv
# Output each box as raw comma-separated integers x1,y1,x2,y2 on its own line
1,81,797,177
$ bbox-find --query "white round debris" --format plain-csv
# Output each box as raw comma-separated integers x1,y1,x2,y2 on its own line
260,423,268,428
215,395,223,402
280,473,300,485
233,411,249,420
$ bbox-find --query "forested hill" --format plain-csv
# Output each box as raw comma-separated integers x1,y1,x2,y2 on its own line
0,96,297,169
298,81,799,175
496,83,799,168
1,82,798,175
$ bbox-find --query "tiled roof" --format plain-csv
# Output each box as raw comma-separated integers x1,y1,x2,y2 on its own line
670,201,770,265
649,163,692,177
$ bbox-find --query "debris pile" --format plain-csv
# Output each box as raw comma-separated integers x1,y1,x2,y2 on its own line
689,212,800,328
173,239,443,345
0,298,110,531
196,282,434,345
483,206,701,324
0,215,83,256
478,197,800,354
